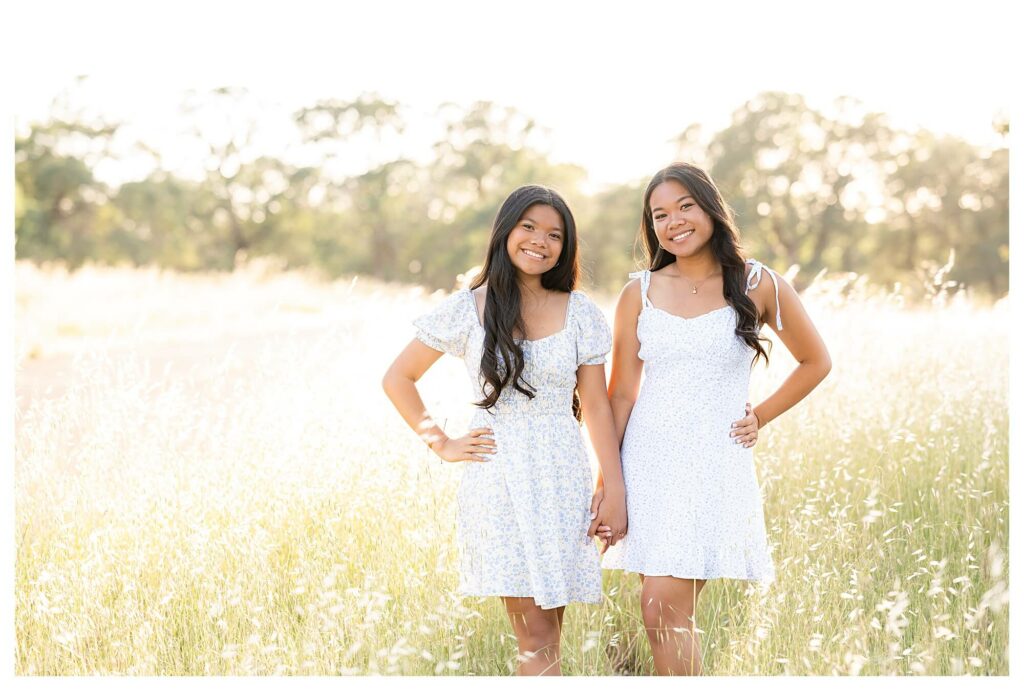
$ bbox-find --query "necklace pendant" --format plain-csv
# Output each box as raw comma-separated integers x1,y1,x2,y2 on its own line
692,286,698,294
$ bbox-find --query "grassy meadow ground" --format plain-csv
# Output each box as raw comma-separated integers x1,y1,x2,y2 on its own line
14,261,1009,675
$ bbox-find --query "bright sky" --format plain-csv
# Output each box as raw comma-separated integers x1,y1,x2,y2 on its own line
10,0,1011,191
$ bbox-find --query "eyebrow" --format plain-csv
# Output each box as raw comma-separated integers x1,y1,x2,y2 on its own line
522,216,563,232
651,195,694,212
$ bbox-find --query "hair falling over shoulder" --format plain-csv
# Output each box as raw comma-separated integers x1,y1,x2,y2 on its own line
639,163,770,365
470,185,583,417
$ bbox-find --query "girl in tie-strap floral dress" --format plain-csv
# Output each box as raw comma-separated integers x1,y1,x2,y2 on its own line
597,163,832,675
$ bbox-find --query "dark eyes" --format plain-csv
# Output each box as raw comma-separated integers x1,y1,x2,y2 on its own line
654,203,694,221
522,222,561,240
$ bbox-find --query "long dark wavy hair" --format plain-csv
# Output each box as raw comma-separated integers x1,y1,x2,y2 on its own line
639,162,770,365
470,185,582,418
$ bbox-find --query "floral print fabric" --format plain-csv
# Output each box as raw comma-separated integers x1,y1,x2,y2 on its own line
601,262,777,583
413,289,611,609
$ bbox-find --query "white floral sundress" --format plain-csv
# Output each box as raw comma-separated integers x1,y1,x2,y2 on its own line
414,289,611,609
601,260,779,583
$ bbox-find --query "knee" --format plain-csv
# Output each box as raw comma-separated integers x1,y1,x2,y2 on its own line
517,617,561,653
641,593,694,631
641,594,668,630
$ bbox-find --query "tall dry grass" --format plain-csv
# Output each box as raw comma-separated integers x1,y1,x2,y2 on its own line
15,262,1008,675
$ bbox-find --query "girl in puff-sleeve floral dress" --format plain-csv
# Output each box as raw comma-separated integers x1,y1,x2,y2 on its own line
413,285,612,608
383,185,627,675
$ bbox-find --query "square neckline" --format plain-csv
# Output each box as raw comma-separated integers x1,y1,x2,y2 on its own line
632,260,783,330
646,303,733,322
640,269,732,321
466,288,575,343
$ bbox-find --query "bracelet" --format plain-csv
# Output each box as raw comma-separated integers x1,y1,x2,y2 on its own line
426,435,446,464
425,417,448,465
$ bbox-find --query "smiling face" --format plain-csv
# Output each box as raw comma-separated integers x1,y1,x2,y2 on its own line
505,203,564,278
649,179,714,259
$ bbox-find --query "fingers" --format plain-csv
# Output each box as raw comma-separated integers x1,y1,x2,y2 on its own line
468,429,497,456
587,515,600,538
730,408,758,445
589,492,602,515
729,427,758,447
731,424,756,441
730,415,756,430
471,438,497,454
596,524,626,547
439,430,498,462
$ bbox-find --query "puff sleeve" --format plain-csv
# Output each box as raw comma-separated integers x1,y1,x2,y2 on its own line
412,290,474,358
573,292,612,367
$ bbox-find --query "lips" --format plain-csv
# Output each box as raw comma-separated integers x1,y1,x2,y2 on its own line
521,248,547,261
670,230,694,242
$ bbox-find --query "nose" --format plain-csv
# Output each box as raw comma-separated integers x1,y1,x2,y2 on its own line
530,234,546,247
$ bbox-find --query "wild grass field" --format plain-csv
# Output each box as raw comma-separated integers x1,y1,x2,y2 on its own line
14,262,1009,675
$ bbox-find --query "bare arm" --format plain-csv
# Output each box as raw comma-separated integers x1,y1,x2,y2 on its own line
607,279,644,450
381,339,495,462
578,363,624,492
579,362,627,546
749,272,832,429
586,281,643,549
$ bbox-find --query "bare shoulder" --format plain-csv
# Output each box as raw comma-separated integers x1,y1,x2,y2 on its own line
744,263,804,331
744,262,787,295
619,277,641,301
615,278,642,316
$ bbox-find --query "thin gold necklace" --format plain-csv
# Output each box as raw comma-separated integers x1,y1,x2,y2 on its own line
680,270,721,294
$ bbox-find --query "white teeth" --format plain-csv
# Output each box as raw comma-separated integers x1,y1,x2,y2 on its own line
671,230,694,242
522,249,545,259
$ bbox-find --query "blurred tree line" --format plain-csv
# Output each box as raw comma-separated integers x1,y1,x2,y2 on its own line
15,86,1008,296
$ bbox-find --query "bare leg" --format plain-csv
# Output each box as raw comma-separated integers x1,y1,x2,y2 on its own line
639,575,707,675
502,597,565,676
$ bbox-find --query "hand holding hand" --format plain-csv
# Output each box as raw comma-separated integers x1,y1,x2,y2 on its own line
587,485,604,539
592,484,627,554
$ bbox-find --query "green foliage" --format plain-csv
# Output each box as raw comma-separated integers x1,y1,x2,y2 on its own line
576,181,646,289
14,88,1009,297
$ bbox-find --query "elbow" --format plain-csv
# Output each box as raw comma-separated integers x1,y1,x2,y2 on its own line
818,351,832,381
798,350,831,386
382,364,416,401
381,365,399,398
